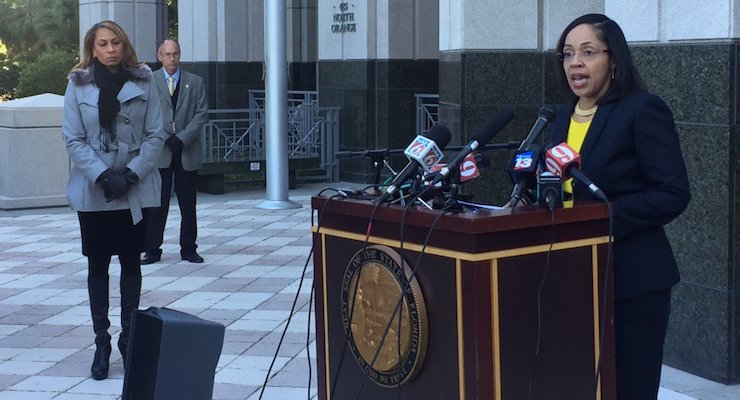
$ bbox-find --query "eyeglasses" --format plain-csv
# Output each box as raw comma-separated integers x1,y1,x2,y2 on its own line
557,49,609,62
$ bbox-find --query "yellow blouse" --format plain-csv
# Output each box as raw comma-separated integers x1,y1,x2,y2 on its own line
564,117,591,194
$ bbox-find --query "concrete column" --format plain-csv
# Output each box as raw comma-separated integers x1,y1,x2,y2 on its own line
178,0,265,63
78,0,167,63
177,1,317,109
0,94,69,209
318,0,440,181
288,0,318,63
606,0,740,41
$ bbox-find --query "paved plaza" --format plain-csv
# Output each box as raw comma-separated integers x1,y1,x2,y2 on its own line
0,183,737,399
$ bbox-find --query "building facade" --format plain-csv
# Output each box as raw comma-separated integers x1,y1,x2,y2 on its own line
79,0,740,383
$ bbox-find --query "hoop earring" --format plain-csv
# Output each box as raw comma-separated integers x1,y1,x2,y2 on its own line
611,68,615,80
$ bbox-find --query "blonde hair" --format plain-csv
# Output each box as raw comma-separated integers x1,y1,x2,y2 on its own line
72,20,141,71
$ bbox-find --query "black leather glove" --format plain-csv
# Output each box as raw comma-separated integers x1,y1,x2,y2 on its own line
165,135,184,152
96,169,131,202
124,168,139,184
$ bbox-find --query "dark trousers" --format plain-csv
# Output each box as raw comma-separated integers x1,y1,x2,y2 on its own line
614,289,672,400
146,151,198,255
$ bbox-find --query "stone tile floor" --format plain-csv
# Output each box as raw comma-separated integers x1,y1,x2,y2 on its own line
0,183,737,399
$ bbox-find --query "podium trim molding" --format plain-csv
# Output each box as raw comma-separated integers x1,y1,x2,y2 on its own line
592,247,604,400
315,227,609,261
321,234,332,400
492,258,502,400
456,260,466,400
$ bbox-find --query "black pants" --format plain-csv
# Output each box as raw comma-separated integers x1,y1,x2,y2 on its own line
146,151,198,255
614,289,672,400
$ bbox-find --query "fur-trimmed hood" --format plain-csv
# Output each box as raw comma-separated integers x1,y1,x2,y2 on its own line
68,63,152,85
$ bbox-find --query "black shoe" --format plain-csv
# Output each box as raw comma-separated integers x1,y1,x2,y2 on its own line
141,250,161,264
91,342,111,380
181,251,204,263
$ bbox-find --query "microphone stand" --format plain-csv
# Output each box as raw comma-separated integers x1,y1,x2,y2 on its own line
335,148,407,194
368,152,388,194
442,173,465,212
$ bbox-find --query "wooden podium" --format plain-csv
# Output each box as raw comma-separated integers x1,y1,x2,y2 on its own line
311,196,616,400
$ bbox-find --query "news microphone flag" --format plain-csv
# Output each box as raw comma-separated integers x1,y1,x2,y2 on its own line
544,142,580,177
545,142,608,201
430,153,480,184
379,124,452,203
512,150,538,172
404,135,445,173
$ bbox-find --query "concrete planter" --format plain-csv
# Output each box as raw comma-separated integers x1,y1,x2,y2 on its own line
0,93,69,209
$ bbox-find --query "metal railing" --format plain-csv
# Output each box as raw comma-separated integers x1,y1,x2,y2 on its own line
248,89,318,110
415,93,439,134
201,104,340,182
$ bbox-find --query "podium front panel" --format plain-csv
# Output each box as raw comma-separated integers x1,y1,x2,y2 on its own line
319,235,460,399
312,197,615,400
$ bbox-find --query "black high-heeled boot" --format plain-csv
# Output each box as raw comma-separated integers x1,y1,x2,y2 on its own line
88,275,111,380
118,275,141,368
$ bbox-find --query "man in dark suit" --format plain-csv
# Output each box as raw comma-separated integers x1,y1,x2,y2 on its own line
143,39,207,264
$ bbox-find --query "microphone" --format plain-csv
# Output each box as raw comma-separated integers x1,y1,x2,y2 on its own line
430,106,515,186
517,106,556,151
506,107,556,206
544,142,608,201
537,171,563,211
379,124,452,203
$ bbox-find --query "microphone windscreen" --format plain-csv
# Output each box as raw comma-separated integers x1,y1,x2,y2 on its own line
473,106,515,145
539,106,556,123
426,124,452,150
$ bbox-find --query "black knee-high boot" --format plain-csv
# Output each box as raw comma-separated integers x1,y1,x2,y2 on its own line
118,252,142,368
88,258,111,380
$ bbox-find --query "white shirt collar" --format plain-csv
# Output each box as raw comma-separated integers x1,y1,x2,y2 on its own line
163,68,180,83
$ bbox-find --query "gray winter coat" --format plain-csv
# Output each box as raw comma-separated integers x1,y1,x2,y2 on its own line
62,64,165,223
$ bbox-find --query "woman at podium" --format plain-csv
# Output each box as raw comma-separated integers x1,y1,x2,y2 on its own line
549,14,691,400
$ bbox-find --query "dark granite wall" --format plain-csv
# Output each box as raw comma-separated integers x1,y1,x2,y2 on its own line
179,61,316,109
318,60,439,182
630,42,739,384
439,51,554,206
438,42,740,383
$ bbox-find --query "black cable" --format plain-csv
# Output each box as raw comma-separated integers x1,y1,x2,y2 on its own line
523,199,614,400
257,191,343,400
592,200,614,399
329,195,383,400
526,205,556,400
350,200,454,400
306,283,316,400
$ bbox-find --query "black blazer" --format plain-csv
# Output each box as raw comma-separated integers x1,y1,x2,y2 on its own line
548,90,691,300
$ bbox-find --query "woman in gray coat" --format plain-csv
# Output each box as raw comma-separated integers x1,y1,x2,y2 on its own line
62,20,164,380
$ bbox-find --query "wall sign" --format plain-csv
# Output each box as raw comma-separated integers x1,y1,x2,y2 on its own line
332,2,357,33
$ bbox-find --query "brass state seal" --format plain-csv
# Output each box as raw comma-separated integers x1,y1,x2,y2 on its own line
340,245,428,387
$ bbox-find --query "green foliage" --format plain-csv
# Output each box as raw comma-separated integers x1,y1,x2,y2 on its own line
16,49,77,97
0,0,180,100
168,0,179,39
0,0,79,100
0,51,20,100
